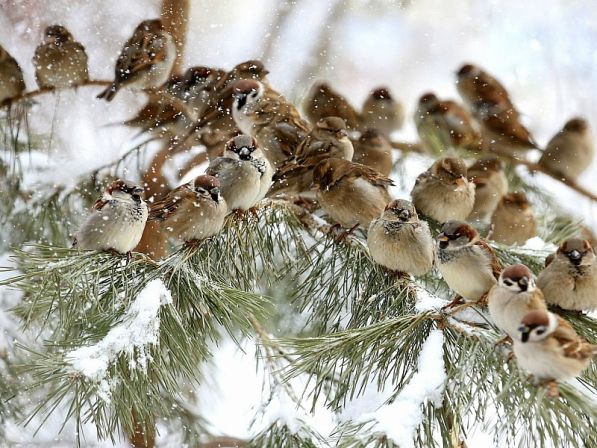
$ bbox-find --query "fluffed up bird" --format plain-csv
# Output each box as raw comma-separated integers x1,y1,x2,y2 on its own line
33,25,89,90
231,79,310,168
361,87,404,138
539,117,594,180
436,220,501,305
490,191,537,246
75,179,148,255
0,45,26,104
367,199,434,276
98,19,176,101
312,158,394,229
487,264,547,339
537,238,597,311
302,81,361,130
270,116,353,197
411,157,475,223
467,158,508,222
351,129,393,177
514,310,597,391
206,135,273,212
149,175,227,243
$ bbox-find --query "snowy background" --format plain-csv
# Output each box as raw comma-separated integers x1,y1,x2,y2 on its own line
0,0,596,446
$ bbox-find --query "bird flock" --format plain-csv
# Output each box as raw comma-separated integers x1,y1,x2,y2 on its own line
1,18,596,396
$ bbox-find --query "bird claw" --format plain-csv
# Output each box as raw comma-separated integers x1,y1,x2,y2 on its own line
442,295,465,309
495,335,513,346
540,379,560,398
334,224,359,242
248,206,259,217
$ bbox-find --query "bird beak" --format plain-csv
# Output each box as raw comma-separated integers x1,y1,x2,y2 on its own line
133,187,144,195
210,188,220,202
569,250,582,260
399,210,410,220
453,177,466,188
437,234,449,242
239,147,252,159
338,129,348,138
518,326,530,343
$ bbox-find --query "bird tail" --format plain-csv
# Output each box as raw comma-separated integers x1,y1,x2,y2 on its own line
97,83,119,101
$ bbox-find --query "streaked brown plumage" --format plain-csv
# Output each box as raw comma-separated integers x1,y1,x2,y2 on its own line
351,129,393,176
360,87,404,138
302,81,361,130
490,192,537,246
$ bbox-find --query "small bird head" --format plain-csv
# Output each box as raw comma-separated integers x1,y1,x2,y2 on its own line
107,179,144,203
43,25,74,45
225,134,258,161
517,310,557,343
499,264,536,293
231,79,263,109
370,87,392,101
316,116,348,139
557,238,595,267
184,66,213,90
359,129,385,146
432,157,468,188
563,117,589,134
417,92,440,113
137,19,164,34
468,158,504,187
231,60,269,80
437,220,478,250
500,191,531,212
383,199,417,223
456,63,482,79
193,175,221,203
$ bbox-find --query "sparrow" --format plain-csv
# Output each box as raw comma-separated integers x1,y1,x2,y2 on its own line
312,158,394,229
98,19,176,101
467,158,508,222
206,135,273,212
537,238,597,311
183,65,226,118
75,180,148,255
33,25,89,90
539,117,594,180
149,175,227,243
360,87,404,138
351,129,393,177
514,310,597,385
231,79,311,168
490,191,537,246
487,264,547,339
302,81,361,130
414,92,483,155
367,199,434,276
436,220,501,303
0,45,26,104
269,116,353,197
411,157,475,223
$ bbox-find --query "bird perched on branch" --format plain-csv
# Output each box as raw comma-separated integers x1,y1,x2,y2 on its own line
98,19,175,101
149,175,227,243
33,25,89,90
487,264,547,339
467,158,508,222
74,179,147,256
414,92,483,155
539,117,594,180
490,191,537,246
361,87,404,138
411,157,475,223
368,199,434,276
351,129,393,177
231,79,310,168
269,117,353,197
206,135,272,212
514,310,597,393
0,45,26,104
302,81,360,130
436,220,501,305
537,238,597,311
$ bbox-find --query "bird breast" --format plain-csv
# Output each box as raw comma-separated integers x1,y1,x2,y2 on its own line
513,339,589,380
437,246,496,300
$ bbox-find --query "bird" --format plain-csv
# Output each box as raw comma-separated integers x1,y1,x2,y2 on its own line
312,158,394,229
351,129,393,176
74,179,148,255
490,191,537,246
436,220,501,305
487,264,547,339
98,19,176,101
182,65,226,119
302,81,361,130
367,199,434,276
32,25,89,90
149,175,227,243
414,92,483,155
206,135,273,212
231,79,311,168
269,116,353,197
360,87,404,138
537,238,597,311
0,45,26,104
539,117,594,180
411,157,475,223
514,310,597,393
467,158,508,222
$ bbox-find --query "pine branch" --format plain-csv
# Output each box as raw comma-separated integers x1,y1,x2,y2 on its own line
1,80,112,107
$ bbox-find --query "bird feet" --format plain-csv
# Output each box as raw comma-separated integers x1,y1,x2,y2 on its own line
334,223,359,242
495,335,513,346
185,239,201,250
476,292,489,308
248,206,259,217
442,295,465,309
540,379,560,398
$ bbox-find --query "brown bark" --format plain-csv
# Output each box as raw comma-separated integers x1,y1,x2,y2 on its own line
161,0,190,75
130,409,155,448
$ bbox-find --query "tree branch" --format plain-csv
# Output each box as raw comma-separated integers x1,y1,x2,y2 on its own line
1,80,111,107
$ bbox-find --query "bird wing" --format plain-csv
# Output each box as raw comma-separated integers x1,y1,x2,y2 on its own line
483,114,536,147
552,317,597,360
148,184,190,221
92,196,110,211
475,240,502,280
114,33,167,84
332,161,394,189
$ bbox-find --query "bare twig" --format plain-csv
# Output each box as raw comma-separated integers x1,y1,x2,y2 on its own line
1,80,111,107
389,140,425,154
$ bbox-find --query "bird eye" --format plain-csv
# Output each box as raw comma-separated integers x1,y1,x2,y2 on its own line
535,329,545,335
503,279,513,286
